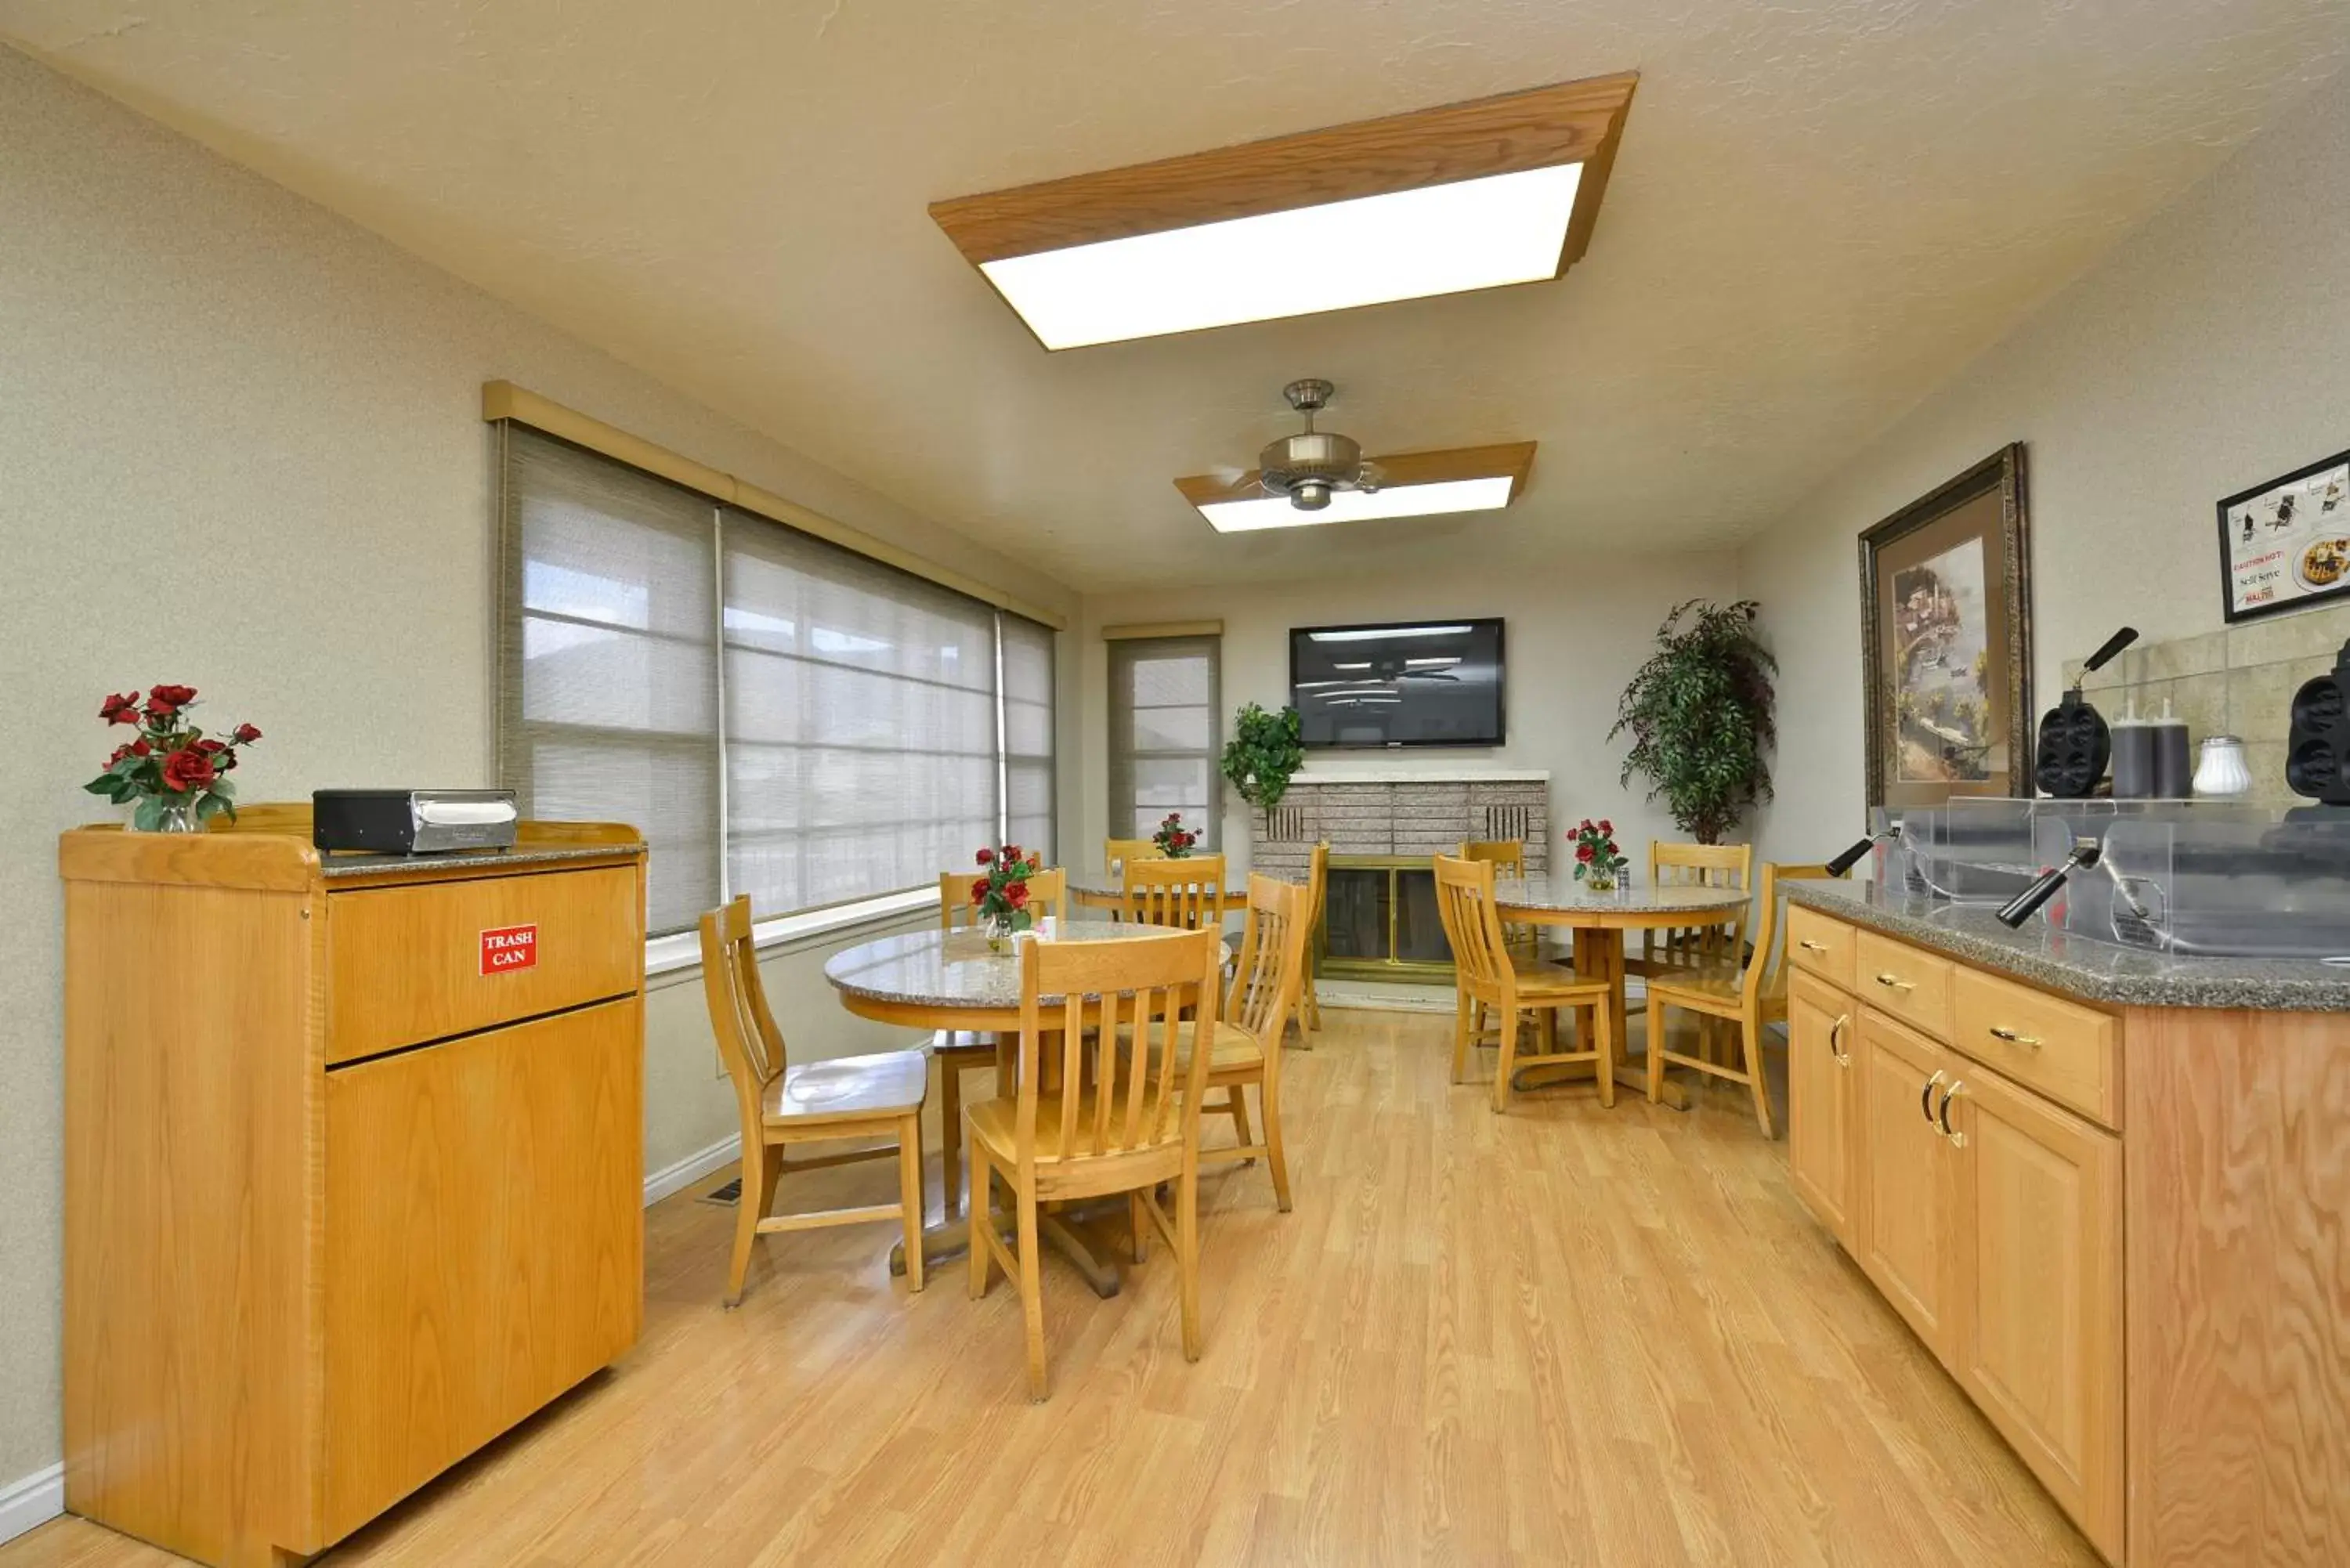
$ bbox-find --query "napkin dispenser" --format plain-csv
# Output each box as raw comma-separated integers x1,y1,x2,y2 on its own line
313,788,520,854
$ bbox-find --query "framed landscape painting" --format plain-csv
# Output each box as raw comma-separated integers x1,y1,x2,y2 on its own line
1859,445,2033,808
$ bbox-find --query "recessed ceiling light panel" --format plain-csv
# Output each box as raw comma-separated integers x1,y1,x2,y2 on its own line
932,73,1638,349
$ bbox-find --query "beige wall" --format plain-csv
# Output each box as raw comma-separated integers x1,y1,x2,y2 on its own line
0,46,1074,1486
1077,552,1747,876
1739,79,2350,870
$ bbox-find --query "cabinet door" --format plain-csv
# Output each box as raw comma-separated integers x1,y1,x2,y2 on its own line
1853,1011,1962,1364
1948,1066,2124,1561
1786,973,1857,1245
323,997,643,1542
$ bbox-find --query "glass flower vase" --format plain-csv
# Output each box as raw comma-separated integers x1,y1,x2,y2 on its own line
133,796,201,833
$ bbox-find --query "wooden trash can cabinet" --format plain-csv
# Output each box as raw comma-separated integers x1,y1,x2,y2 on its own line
61,810,646,1568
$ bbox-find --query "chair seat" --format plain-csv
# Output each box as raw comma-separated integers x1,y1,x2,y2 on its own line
964,1093,1178,1165
1494,959,1611,1003
1647,966,1786,1021
931,1027,997,1060
1112,1019,1265,1075
763,1049,928,1127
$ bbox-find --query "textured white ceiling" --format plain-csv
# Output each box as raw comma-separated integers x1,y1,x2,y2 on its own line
5,1,2345,591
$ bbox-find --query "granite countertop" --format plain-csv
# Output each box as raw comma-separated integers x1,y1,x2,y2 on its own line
824,925,1196,1010
317,843,640,878
1786,880,2350,1012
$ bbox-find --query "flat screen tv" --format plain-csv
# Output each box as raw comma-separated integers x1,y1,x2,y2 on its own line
1290,619,1506,749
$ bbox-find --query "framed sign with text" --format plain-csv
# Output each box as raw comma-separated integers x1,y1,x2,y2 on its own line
2219,446,2350,622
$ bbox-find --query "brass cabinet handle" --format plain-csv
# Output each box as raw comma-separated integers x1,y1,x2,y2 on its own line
1828,1013,1852,1068
1987,1025,2043,1049
1921,1069,1947,1124
1875,972,1916,992
1938,1081,1967,1148
1799,939,1830,952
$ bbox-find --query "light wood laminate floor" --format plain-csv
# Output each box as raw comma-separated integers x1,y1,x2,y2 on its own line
9,1010,2097,1567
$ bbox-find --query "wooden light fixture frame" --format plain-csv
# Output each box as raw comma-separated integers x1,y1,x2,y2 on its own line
931,72,1639,346
1174,441,1537,515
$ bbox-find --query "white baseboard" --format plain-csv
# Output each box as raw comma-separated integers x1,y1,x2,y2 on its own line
0,1462,63,1547
643,1134,741,1207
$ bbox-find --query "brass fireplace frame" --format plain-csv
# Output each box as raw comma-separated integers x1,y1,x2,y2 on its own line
1318,853,1455,983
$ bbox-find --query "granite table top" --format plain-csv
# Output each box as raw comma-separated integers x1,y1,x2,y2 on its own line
1786,879,2350,1012
824,925,1200,1013
1491,876,1748,920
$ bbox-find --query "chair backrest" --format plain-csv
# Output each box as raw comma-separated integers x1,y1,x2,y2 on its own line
1104,836,1164,875
1015,927,1221,1169
1458,838,1527,877
1304,840,1330,939
1647,840,1754,967
938,866,1067,931
1226,875,1311,1056
699,895,785,1144
1432,854,1513,1006
1744,862,1842,1008
1122,854,1227,930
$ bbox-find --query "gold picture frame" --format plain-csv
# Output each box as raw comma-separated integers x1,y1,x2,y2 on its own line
1860,445,2033,807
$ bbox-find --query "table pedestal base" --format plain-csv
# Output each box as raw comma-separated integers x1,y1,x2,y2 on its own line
890,1200,1131,1299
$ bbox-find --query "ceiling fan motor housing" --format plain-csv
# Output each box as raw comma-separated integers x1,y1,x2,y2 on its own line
1259,429,1365,510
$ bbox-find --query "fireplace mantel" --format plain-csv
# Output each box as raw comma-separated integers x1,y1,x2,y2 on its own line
1289,768,1548,786
1250,771,1550,885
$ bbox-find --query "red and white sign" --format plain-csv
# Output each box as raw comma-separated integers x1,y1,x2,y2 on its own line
479,923,539,975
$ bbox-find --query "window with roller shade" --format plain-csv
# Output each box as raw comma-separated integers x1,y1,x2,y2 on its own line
1107,634,1221,848
497,425,1057,937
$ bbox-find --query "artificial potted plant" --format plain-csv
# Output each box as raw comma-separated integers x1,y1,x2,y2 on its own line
1220,701,1305,830
1609,599,1777,844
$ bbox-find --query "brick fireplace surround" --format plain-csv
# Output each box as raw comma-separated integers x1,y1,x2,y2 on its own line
1248,770,1550,880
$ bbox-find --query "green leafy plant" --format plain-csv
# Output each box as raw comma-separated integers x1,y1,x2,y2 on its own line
1609,600,1777,845
1220,702,1305,829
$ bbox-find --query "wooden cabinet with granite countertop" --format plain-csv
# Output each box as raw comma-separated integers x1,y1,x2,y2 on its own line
1784,880,2350,1568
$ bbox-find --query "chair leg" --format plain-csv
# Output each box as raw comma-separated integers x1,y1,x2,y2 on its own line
1226,1084,1256,1157
1129,1190,1149,1263
725,1142,766,1308
1176,1165,1202,1362
967,1143,992,1300
1646,994,1668,1104
1260,1072,1292,1213
1451,992,1473,1083
897,1114,925,1294
1744,1007,1777,1139
1595,998,1617,1110
1015,1179,1049,1401
940,1061,963,1216
1492,1007,1520,1115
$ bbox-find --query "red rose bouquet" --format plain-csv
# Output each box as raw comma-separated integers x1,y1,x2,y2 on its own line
1151,811,1198,859
970,842,1043,948
85,685,262,833
1570,817,1628,891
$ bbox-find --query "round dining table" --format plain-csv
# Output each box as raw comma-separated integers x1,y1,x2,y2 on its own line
825,923,1188,1298
1490,876,1748,1107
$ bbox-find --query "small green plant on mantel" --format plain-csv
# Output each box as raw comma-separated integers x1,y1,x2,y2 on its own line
1221,702,1306,829
1609,599,1778,844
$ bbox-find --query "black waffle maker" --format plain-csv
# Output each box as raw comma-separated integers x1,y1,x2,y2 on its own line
2034,627,2138,798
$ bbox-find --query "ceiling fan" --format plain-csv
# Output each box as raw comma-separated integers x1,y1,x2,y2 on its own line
1248,380,1384,511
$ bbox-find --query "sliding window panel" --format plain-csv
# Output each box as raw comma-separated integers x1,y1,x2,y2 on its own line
723,508,1000,914
498,426,720,936
1108,635,1220,847
1000,613,1057,862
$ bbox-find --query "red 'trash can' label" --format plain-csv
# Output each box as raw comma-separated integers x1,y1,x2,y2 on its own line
480,924,539,975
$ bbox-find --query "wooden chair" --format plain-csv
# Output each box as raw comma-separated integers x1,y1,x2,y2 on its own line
1294,841,1329,1041
1176,874,1311,1210
967,927,1224,1400
1122,854,1228,930
1433,855,1617,1114
932,867,1068,1215
1103,836,1164,874
698,895,928,1306
1644,862,1838,1137
1459,837,1538,960
1629,840,1752,977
